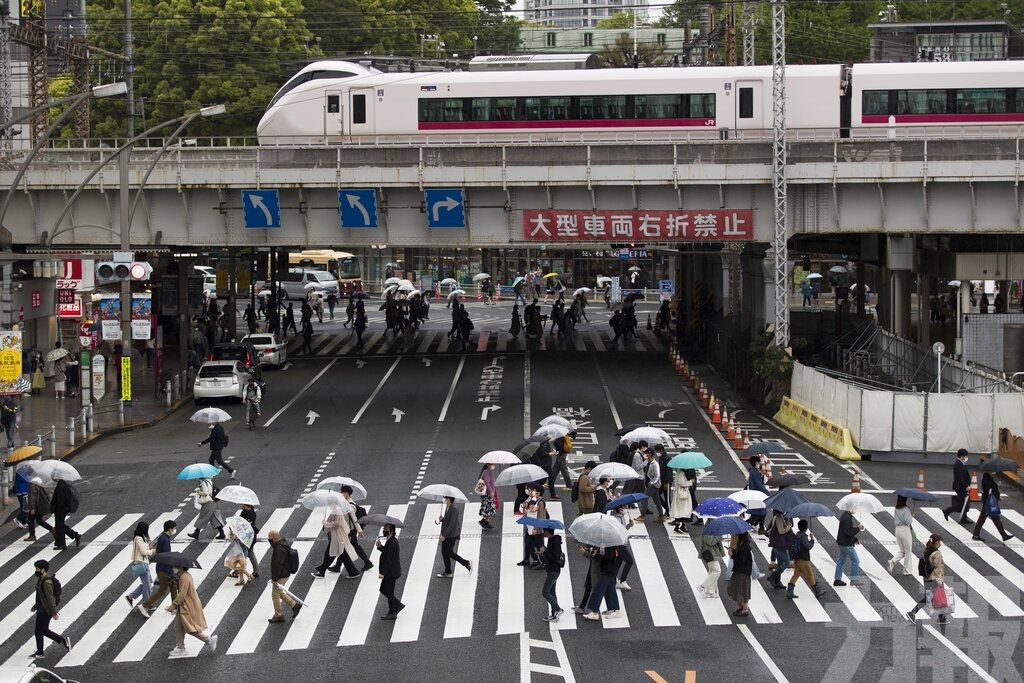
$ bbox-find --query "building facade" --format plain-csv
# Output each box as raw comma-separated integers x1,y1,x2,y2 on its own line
518,26,697,60
869,20,1024,62
523,0,648,29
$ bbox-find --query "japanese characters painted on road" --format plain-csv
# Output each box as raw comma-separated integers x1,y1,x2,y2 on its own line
92,354,106,401
0,330,22,395
523,209,754,242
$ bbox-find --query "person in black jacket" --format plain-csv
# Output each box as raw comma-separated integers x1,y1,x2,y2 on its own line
594,477,612,513
833,510,863,586
267,531,300,623
727,533,753,617
238,504,260,579
198,422,235,478
437,497,472,578
972,469,1015,542
942,449,974,524
31,559,70,658
378,523,404,619
51,479,81,550
538,530,564,622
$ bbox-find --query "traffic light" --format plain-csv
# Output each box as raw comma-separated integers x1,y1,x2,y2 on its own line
96,261,152,285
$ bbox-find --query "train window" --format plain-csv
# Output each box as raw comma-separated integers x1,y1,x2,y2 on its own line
604,96,627,119
896,89,950,115
469,98,491,121
418,98,464,122
269,70,357,108
956,88,1006,113
1017,89,1024,113
352,94,366,123
541,97,571,120
634,95,682,119
688,94,715,118
738,87,753,119
861,90,890,115
327,95,340,114
524,97,541,120
578,96,603,119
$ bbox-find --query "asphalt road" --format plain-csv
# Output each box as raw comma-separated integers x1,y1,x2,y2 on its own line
1,308,1022,683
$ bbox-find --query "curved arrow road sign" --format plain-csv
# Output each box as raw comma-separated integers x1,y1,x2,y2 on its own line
424,188,465,228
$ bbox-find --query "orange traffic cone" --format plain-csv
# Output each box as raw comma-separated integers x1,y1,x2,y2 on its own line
743,431,751,450
494,288,500,302
690,372,699,389
477,289,483,302
968,472,981,502
706,394,715,415
682,361,690,381
916,468,926,491
726,418,736,442
712,401,722,425
851,467,862,493
733,423,744,449
720,408,730,432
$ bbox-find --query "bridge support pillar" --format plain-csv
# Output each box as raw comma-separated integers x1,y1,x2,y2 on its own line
918,275,931,348
892,270,912,340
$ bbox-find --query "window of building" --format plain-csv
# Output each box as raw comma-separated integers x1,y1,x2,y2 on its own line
546,32,556,47
738,87,753,118
584,32,593,46
352,94,366,123
656,33,666,45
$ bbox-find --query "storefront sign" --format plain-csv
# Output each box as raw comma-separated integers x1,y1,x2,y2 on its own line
57,297,84,319
57,288,76,305
0,331,22,395
659,279,675,301
57,259,82,290
79,322,93,349
523,209,754,242
30,291,41,308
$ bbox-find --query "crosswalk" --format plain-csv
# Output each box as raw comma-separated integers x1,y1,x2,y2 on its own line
2,501,1024,667
284,325,667,357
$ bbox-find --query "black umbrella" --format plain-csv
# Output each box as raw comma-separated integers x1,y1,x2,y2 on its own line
513,436,544,461
770,473,811,488
980,457,1020,473
625,292,644,302
152,552,202,570
357,514,405,529
351,291,369,300
614,423,647,437
763,487,809,514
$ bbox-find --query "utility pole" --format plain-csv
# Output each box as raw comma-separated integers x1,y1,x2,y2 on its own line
742,2,755,66
0,5,11,152
770,0,789,347
725,0,737,67
119,0,134,350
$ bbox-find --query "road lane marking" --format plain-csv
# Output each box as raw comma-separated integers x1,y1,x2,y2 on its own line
749,535,829,623
391,504,441,643
545,503,577,631
437,355,466,422
812,517,883,622
627,522,681,628
923,625,998,683
737,624,789,683
351,357,402,424
524,350,532,438
444,502,482,638
263,358,338,427
592,355,622,430
498,502,526,635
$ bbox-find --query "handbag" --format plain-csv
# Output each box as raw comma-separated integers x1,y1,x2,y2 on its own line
129,561,149,578
930,583,949,610
473,479,487,496
986,492,1001,517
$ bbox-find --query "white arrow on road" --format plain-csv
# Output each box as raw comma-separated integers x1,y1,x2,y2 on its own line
431,195,460,222
356,359,366,368
422,358,432,367
345,193,371,225
248,194,273,225
480,405,501,420
306,410,320,426
392,408,404,423
658,408,674,418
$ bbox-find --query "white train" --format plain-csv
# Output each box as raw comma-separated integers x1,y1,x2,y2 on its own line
256,60,1024,144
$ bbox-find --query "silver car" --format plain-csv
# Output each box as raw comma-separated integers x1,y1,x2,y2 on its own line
194,360,251,404
242,333,287,368
279,269,339,301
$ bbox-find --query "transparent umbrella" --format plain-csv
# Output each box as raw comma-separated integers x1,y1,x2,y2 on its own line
190,407,231,424
300,490,352,513
217,485,260,506
538,415,573,429
619,427,672,446
478,450,520,465
836,492,884,515
417,484,467,502
534,424,569,441
225,516,254,547
494,464,548,487
589,462,641,481
568,513,628,549
317,476,368,501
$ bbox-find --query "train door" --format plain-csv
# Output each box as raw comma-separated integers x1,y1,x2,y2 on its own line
325,90,344,137
734,80,764,130
349,87,375,138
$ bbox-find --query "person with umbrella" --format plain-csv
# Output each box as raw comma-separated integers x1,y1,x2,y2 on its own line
669,466,694,534
377,522,404,619
509,304,522,340
311,502,360,579
23,478,54,543
51,474,82,549
942,449,973,524
167,560,217,657
513,276,527,306
267,530,301,624
141,520,179,614
125,521,156,616
582,544,622,621
236,503,261,578
833,509,864,586
224,519,255,586
475,463,498,530
639,448,665,523
972,458,1015,542
198,420,235,480
605,501,635,591
766,508,796,590
187,477,226,541
746,456,771,533
438,496,473,577
888,495,916,576
697,531,725,598
787,519,826,599
538,527,565,621
727,531,754,617
353,298,367,350
336,485,373,572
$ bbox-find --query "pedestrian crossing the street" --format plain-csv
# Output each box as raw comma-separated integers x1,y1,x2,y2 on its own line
3,501,1024,668
285,326,667,357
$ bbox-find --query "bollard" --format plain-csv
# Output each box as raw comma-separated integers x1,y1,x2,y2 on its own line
49,426,56,459
173,374,181,401
68,417,76,447
0,465,8,506
166,380,172,408
118,400,125,427
86,404,94,433
79,410,87,439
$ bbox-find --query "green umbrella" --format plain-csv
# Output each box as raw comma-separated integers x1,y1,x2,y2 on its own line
667,452,712,469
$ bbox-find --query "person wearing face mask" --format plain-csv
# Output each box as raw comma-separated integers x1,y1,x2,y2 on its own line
142,521,178,614
907,533,949,625
378,523,404,620
167,563,216,658
31,559,71,659
437,496,473,578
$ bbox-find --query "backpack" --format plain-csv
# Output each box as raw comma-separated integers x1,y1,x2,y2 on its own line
571,478,580,503
63,483,80,514
211,484,221,502
918,549,934,578
49,576,63,605
222,432,229,447
287,546,300,574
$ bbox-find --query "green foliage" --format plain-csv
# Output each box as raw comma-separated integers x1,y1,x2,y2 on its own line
896,0,1024,22
47,73,77,140
595,34,672,67
655,0,717,29
749,326,794,384
754,1,872,64
596,11,645,29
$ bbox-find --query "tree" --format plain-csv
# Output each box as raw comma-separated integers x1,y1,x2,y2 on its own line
595,34,671,67
46,73,76,141
656,0,718,29
753,1,871,64
596,11,644,29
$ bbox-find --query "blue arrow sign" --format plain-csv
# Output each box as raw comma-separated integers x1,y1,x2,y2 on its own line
424,188,465,228
241,189,281,228
338,189,378,228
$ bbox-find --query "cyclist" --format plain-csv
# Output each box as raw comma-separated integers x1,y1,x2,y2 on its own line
244,377,263,420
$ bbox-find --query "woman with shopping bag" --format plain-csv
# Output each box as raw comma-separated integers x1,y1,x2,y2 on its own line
906,533,951,625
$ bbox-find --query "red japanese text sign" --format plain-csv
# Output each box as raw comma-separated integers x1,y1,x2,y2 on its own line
522,209,754,242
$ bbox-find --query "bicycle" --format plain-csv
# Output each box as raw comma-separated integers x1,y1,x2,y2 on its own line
246,397,260,431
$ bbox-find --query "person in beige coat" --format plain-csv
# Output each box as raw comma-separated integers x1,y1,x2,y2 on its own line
311,504,360,578
576,461,597,514
166,566,216,658
669,469,694,534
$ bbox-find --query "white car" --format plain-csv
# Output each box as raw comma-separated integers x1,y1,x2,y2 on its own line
194,360,251,404
194,265,216,278
242,333,287,368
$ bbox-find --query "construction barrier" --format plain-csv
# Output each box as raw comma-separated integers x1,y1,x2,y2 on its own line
774,396,861,462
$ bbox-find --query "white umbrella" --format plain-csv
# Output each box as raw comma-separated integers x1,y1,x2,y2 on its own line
440,278,458,286
494,464,549,487
619,427,672,446
568,513,629,549
804,273,823,280
728,489,768,510
539,415,573,429
948,280,961,288
829,265,848,274
628,266,641,272
225,516,255,547
596,277,612,286
316,476,368,501
417,483,467,502
303,282,321,291
472,273,491,282
409,290,423,298
15,461,54,485
48,461,81,482
836,492,884,515
398,279,413,287
300,490,352,512
190,407,232,424
384,277,402,286
381,285,398,298
533,424,569,441
573,287,593,297
589,462,641,481
397,283,415,293
217,485,261,507
478,450,520,465
447,289,466,300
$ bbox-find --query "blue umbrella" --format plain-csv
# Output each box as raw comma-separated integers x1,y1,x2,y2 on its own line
703,516,753,536
516,517,565,530
744,442,777,457
177,463,220,480
694,497,745,518
787,502,834,519
603,493,649,512
763,487,809,514
667,452,713,469
893,487,938,502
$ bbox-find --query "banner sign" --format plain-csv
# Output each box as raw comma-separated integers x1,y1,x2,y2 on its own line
131,293,152,340
0,331,22,395
99,294,121,341
91,354,106,401
121,356,132,402
522,209,754,242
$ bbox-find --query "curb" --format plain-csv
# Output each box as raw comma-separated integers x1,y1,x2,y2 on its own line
58,395,194,463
